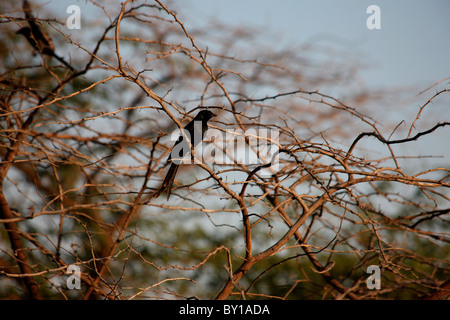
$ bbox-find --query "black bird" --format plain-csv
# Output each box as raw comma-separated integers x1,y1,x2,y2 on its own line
154,110,216,200
16,0,74,71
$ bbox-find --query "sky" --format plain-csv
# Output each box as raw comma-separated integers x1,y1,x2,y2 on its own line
18,0,450,165
39,0,450,89
182,0,450,166
184,0,450,89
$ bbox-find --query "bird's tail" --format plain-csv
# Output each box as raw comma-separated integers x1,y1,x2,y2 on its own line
53,54,75,72
154,162,179,200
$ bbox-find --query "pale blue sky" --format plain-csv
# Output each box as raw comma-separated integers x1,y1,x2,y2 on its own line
22,0,450,164
185,0,450,88
183,0,450,166
34,0,450,89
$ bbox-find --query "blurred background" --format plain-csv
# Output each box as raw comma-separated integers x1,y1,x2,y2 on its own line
22,0,450,162
0,0,449,300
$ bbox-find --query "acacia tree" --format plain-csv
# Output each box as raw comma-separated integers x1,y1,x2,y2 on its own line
0,0,449,300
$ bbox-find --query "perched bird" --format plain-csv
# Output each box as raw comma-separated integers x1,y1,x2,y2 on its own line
154,110,216,200
16,0,74,71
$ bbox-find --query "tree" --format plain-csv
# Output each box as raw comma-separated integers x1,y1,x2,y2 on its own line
0,0,448,300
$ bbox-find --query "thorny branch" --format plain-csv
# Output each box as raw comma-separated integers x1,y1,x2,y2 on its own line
0,1,449,300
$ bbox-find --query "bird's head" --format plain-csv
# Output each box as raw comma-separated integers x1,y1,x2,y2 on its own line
195,110,216,121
